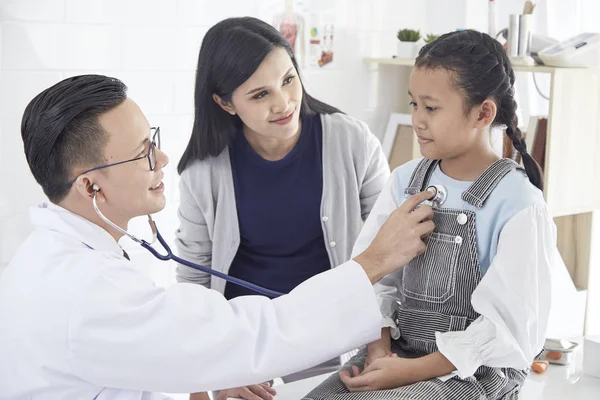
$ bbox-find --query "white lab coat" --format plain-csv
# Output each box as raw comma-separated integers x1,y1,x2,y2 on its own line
0,203,381,399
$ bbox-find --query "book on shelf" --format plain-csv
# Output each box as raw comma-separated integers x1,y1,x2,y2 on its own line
532,117,548,172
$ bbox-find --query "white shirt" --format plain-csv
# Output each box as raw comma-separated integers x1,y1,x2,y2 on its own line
354,160,557,379
0,203,381,399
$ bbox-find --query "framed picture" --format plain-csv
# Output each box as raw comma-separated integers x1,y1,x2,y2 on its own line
381,113,420,170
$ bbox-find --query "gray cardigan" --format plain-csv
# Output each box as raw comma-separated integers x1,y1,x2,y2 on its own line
174,112,390,294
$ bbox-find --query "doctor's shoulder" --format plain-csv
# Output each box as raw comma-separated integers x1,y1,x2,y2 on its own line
71,251,157,302
13,230,136,292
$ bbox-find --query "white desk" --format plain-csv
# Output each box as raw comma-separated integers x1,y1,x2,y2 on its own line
266,341,600,400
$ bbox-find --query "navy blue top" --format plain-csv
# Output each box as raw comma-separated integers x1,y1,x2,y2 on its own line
225,115,330,299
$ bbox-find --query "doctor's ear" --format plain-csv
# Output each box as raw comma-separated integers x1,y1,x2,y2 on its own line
73,177,103,201
212,94,236,116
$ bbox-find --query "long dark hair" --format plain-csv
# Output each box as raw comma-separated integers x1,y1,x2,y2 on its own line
178,17,340,173
415,30,543,191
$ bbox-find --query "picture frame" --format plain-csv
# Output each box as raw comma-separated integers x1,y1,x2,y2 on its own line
381,113,420,170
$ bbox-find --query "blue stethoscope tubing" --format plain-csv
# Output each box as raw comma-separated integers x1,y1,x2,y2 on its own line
141,224,284,298
92,188,284,298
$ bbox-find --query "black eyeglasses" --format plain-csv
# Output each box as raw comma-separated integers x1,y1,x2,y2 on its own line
67,127,161,187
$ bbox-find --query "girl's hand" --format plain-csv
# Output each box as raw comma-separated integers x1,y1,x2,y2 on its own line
340,357,419,392
365,342,393,368
365,327,392,367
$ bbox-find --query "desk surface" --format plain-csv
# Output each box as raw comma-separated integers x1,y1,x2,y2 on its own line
264,342,600,400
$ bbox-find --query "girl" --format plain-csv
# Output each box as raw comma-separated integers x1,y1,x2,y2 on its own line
304,30,556,400
175,17,389,400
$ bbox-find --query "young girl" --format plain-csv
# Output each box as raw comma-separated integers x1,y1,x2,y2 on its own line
304,30,556,400
176,17,389,400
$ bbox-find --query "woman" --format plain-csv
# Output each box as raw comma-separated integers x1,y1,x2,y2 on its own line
175,17,389,400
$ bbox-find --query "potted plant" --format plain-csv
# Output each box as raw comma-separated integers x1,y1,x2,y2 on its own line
424,33,439,43
397,29,421,58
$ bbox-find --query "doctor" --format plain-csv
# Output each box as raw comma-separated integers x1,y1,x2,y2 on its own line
0,75,435,400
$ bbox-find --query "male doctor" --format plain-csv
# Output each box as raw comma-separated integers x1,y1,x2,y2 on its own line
0,75,435,399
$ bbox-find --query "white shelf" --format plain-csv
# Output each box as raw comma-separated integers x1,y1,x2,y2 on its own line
363,57,578,74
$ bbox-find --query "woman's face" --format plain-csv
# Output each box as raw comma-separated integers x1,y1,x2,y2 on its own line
216,47,304,140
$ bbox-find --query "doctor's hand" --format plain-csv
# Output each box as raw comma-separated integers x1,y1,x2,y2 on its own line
340,357,419,392
354,189,435,284
215,383,277,400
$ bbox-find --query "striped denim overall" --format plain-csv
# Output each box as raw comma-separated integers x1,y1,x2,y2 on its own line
304,158,528,400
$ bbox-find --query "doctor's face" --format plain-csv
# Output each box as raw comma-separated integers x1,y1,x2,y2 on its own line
93,98,169,221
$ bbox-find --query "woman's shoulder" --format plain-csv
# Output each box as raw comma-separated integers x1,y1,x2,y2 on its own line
320,112,374,142
179,150,231,186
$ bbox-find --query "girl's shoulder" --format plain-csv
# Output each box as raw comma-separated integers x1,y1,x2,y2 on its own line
390,157,427,188
488,166,546,211
390,158,546,213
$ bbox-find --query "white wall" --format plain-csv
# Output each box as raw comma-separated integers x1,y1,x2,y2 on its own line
0,0,456,281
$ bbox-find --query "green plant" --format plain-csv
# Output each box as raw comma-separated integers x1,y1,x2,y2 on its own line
397,29,421,42
424,33,439,43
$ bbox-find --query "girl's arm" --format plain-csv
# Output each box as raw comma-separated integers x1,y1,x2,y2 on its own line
436,203,555,378
342,204,555,392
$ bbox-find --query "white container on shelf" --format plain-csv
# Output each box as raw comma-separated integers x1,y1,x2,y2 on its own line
397,41,418,59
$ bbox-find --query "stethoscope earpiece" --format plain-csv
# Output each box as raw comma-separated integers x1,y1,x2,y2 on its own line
92,184,100,192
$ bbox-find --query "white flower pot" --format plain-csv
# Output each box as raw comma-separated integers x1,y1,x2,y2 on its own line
397,41,418,59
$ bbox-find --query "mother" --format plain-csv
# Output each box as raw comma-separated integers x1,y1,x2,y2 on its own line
175,17,389,400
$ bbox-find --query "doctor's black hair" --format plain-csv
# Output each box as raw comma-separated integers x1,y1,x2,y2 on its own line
177,17,341,174
21,74,128,203
415,30,543,191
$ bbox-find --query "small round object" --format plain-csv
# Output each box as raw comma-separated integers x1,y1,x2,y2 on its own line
457,213,468,225
426,185,438,198
329,241,336,247
532,360,549,374
425,184,448,207
545,351,563,361
322,216,329,222
454,236,463,245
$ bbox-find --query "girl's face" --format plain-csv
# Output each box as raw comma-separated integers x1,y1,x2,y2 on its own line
216,47,303,141
409,67,492,161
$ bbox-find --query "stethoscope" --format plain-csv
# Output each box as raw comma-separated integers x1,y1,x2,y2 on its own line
89,183,448,299
422,184,447,208
91,185,285,298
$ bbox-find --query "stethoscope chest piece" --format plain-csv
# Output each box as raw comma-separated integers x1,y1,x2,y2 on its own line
424,184,448,208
